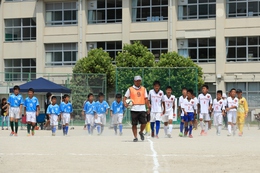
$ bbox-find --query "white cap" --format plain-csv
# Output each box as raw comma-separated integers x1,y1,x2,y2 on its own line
134,76,142,81
222,93,227,98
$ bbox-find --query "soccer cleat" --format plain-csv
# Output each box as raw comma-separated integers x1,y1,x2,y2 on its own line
14,133,18,136
31,130,35,136
189,135,193,138
238,132,243,137
52,133,55,136
10,132,14,136
139,132,145,141
184,131,188,137
167,134,172,138
133,138,138,142
6,128,8,130
27,134,31,137
200,130,205,136
227,133,232,136
155,135,159,139
119,132,123,136
179,132,184,137
151,132,155,138
83,127,87,130
217,133,220,136
2,128,4,130
202,132,207,136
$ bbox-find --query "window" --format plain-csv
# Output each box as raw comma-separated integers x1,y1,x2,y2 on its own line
226,37,260,62
5,18,36,41
45,43,78,66
178,38,216,63
4,59,36,81
226,82,260,108
88,0,122,24
46,2,78,26
178,0,216,20
227,0,260,17
132,0,168,22
5,0,32,1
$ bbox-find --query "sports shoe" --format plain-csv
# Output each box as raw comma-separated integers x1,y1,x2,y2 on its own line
184,131,188,137
27,134,31,137
6,128,8,130
179,132,184,137
10,131,14,136
238,132,243,136
200,130,205,136
217,133,220,136
139,132,145,141
167,134,172,138
189,135,193,138
83,127,87,130
203,132,207,136
119,132,123,136
151,132,155,138
133,138,138,142
14,133,18,136
233,130,236,136
2,128,4,130
227,133,232,136
155,135,159,139
31,130,35,136
52,133,55,136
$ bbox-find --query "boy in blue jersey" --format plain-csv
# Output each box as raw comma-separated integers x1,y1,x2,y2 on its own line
8,85,24,136
60,94,73,136
83,93,95,135
94,92,110,135
110,94,125,136
47,96,60,136
24,88,40,136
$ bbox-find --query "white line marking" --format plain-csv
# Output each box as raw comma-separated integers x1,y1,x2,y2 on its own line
148,139,160,173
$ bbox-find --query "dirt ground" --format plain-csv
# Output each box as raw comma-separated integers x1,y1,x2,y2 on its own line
0,126,260,173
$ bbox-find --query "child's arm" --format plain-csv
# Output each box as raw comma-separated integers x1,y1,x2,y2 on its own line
36,105,40,116
24,107,27,116
162,101,166,115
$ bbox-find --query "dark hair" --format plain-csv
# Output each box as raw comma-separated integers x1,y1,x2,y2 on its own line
116,93,122,98
182,87,188,91
166,86,172,90
230,88,236,92
187,89,194,95
202,84,209,90
62,96,65,100
28,88,34,93
88,93,94,98
1,98,6,103
98,92,104,97
13,85,20,91
51,96,57,100
63,94,70,99
217,90,223,95
46,92,52,98
153,80,160,86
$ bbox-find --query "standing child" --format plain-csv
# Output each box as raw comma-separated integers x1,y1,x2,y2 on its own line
212,90,225,136
8,85,24,136
222,93,228,129
192,93,198,130
162,86,175,138
236,89,248,136
110,94,125,135
94,93,110,135
178,87,187,137
24,88,40,136
60,94,73,136
148,81,165,139
83,93,95,135
181,89,197,138
47,96,60,136
197,85,212,136
226,88,239,136
1,98,9,130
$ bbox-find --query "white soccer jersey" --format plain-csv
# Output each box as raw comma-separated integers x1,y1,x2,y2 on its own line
163,95,175,112
181,98,197,113
223,98,227,107
226,97,239,112
193,97,198,105
149,89,164,113
179,95,187,116
213,98,225,112
198,93,212,113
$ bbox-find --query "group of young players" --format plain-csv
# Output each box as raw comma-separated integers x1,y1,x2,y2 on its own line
4,80,248,139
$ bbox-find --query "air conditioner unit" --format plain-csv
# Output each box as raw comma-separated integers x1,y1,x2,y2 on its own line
177,39,188,48
87,42,97,50
88,0,97,10
178,0,188,6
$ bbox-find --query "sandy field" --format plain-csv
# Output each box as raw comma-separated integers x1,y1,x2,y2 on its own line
0,126,260,173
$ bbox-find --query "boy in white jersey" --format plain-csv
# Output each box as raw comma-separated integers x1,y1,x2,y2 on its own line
192,93,198,130
149,81,165,138
162,86,175,138
222,93,228,129
181,89,197,138
198,84,212,136
226,88,239,136
178,87,187,137
212,90,225,135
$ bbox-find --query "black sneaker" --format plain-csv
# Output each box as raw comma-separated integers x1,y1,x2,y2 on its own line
133,138,138,142
139,132,145,141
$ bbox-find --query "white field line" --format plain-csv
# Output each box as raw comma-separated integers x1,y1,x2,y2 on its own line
148,139,160,173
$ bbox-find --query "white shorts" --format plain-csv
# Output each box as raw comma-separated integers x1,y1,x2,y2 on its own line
112,114,123,125
150,112,162,122
162,110,173,122
26,112,36,123
199,113,210,121
85,114,94,126
227,111,237,124
213,112,223,126
62,113,70,125
9,107,20,119
94,114,106,125
50,114,58,126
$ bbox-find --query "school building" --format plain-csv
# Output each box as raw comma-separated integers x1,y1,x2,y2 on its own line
0,0,260,109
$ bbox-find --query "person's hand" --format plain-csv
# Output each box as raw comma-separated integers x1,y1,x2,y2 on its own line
226,108,230,111
162,110,166,115
147,109,150,115
124,102,128,108
184,111,187,115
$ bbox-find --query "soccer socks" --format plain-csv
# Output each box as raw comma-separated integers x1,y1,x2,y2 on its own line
180,122,184,133
101,126,104,133
151,122,155,133
27,124,31,134
200,121,204,131
145,122,151,133
164,125,168,135
218,125,222,134
87,124,91,134
205,122,209,132
168,124,173,134
185,126,189,133
155,121,160,135
15,122,18,133
52,126,56,133
233,124,236,133
189,125,193,135
97,125,101,134
113,125,117,133
63,126,66,135
32,125,35,131
228,124,232,134
65,126,69,135
10,121,14,132
119,124,123,133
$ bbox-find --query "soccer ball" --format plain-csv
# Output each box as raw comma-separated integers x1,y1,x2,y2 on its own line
126,99,133,108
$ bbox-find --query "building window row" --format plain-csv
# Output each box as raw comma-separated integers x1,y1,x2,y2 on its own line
227,0,260,17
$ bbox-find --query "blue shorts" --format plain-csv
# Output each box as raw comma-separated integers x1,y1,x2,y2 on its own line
184,112,194,122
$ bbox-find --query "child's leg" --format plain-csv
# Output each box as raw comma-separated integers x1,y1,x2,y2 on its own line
168,120,173,135
119,124,123,133
87,124,91,134
65,123,69,135
6,116,10,129
145,122,150,134
189,121,193,135
2,116,4,129
113,124,117,133
164,122,168,135
180,118,184,133
27,122,31,134
15,118,19,134
155,120,160,136
151,122,155,133
96,124,101,134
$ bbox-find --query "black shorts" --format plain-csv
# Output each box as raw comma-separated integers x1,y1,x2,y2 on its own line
131,111,147,125
146,113,150,122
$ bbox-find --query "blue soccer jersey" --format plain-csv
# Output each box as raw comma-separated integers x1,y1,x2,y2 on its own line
24,96,39,112
94,101,110,114
111,101,125,114
60,102,73,113
8,94,24,107
83,101,95,115
47,104,60,116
